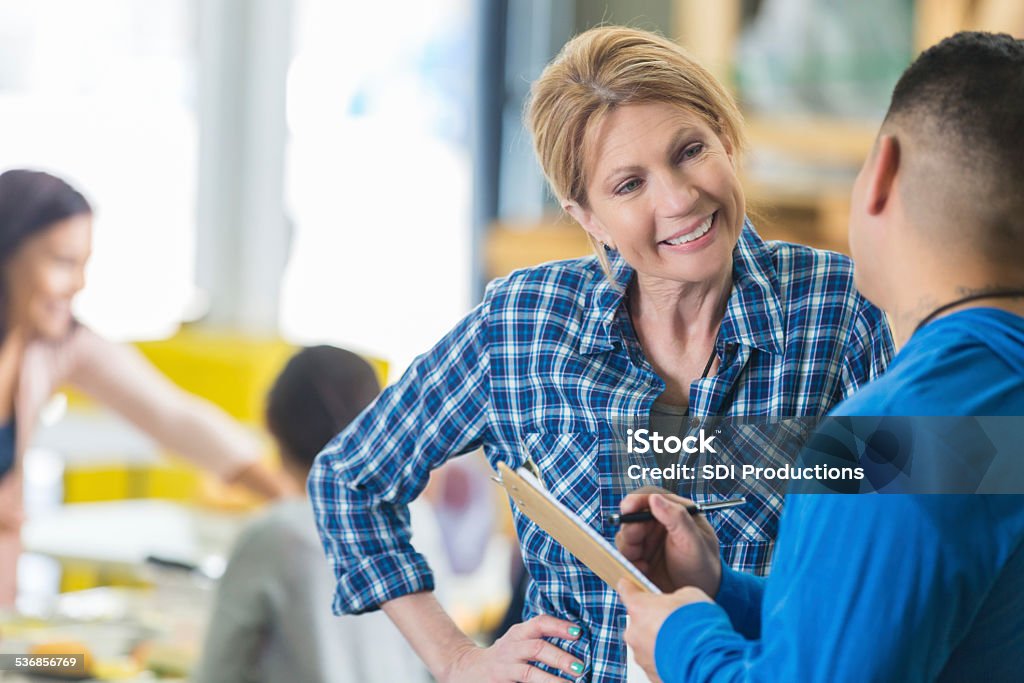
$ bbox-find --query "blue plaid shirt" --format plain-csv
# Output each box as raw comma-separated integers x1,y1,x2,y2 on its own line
309,222,894,682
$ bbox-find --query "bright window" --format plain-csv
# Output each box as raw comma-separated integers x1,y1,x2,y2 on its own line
281,0,475,374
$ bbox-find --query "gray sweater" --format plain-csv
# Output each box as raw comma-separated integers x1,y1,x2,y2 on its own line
193,499,426,683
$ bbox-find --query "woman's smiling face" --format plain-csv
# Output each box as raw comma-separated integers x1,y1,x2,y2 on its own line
567,102,745,287
4,214,92,341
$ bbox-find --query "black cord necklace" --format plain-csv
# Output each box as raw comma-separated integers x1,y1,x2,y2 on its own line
680,342,719,418
913,288,1024,335
699,342,718,379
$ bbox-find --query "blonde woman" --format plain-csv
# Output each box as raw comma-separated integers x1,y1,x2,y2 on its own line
310,27,893,683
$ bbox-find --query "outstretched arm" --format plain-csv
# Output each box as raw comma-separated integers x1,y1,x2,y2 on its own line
65,326,293,498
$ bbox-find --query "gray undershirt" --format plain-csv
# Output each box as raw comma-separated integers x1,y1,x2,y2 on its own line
650,400,688,471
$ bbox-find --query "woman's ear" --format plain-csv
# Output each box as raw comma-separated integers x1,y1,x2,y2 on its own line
721,133,734,157
719,133,739,168
564,201,614,249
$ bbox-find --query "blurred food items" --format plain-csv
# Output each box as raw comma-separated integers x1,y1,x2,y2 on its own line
26,639,93,678
2,586,205,681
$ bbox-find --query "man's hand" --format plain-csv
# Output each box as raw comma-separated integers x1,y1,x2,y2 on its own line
617,579,712,682
614,492,722,595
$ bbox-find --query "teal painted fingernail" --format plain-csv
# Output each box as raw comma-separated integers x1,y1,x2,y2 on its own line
571,662,584,674
568,625,582,637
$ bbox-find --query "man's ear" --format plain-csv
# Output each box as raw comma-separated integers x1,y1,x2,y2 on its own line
863,135,900,216
564,201,614,249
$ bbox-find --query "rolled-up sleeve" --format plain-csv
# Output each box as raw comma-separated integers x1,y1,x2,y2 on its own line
308,297,492,615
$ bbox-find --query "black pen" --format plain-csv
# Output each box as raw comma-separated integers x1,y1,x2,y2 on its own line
607,496,746,526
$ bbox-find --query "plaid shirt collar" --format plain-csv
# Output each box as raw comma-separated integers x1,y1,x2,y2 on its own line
580,219,785,357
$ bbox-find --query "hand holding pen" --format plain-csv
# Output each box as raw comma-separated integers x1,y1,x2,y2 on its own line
613,492,731,595
607,496,746,526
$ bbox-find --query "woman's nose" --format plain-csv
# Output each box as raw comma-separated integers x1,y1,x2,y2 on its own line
71,266,87,293
650,171,699,218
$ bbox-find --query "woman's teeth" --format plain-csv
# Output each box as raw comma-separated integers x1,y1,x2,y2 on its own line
664,213,714,246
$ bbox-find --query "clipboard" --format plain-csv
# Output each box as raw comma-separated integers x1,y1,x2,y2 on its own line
496,461,661,594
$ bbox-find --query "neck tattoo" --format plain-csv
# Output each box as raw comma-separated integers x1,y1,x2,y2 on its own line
913,288,1024,336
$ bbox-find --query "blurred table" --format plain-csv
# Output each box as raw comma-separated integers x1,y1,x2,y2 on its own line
2,501,246,681
22,499,243,572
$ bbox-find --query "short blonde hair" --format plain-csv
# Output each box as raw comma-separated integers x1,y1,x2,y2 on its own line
526,26,746,274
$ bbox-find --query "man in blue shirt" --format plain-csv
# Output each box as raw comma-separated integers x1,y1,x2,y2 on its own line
615,32,1024,682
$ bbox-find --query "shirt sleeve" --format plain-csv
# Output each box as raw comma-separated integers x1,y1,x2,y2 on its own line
713,562,765,640
653,495,1005,683
838,298,894,400
308,297,492,615
63,326,260,480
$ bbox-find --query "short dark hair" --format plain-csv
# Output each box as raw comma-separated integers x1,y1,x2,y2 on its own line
265,345,381,471
884,32,1024,257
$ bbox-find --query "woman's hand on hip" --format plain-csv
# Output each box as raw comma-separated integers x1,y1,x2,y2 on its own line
615,492,721,595
444,614,585,682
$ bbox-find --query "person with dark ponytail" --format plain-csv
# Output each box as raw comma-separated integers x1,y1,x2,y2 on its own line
0,169,294,605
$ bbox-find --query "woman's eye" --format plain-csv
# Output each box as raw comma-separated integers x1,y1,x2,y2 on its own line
681,143,704,160
615,178,642,195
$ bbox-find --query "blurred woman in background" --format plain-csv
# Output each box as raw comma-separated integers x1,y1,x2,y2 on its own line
0,168,294,605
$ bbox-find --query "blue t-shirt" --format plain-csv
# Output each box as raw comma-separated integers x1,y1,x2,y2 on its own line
655,308,1024,682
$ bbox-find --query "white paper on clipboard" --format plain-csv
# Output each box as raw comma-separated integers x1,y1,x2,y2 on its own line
497,462,661,593
625,615,656,682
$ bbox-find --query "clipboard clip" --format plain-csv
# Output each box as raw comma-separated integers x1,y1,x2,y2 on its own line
491,444,546,489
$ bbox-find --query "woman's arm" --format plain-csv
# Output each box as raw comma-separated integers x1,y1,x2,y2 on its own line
383,591,584,683
229,459,298,499
63,326,291,497
307,296,585,682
